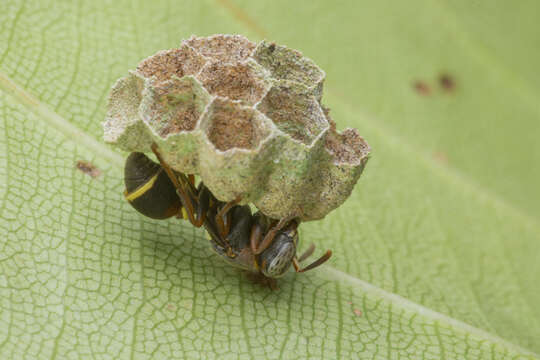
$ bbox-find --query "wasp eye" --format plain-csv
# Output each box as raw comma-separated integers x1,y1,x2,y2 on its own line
260,235,296,278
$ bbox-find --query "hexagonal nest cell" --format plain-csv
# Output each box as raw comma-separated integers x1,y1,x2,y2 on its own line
185,35,256,63
204,98,269,152
136,45,206,84
325,128,370,165
257,84,327,145
197,61,269,105
253,41,324,91
142,77,211,137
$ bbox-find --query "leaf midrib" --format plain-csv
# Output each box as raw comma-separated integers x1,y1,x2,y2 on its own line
1,67,538,356
324,267,538,358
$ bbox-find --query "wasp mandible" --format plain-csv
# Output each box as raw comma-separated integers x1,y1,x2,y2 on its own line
123,143,332,287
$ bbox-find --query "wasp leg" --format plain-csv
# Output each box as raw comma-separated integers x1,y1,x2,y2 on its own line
211,195,241,257
292,250,332,273
151,143,205,227
249,222,264,255
194,184,235,254
191,183,210,227
215,195,242,239
253,214,298,255
176,175,209,227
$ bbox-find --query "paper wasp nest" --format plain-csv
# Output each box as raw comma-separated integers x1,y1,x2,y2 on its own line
103,35,370,221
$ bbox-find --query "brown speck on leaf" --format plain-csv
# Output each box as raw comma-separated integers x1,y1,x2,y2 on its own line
439,73,456,91
76,161,101,178
413,81,431,96
433,151,448,164
166,303,176,312
353,309,362,317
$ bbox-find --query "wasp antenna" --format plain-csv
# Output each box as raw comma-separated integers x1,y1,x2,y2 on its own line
298,243,316,262
296,250,332,273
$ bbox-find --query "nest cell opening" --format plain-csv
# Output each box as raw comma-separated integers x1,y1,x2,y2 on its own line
257,85,327,145
325,128,370,165
144,77,211,137
185,35,256,63
197,62,268,105
253,41,324,90
136,46,206,84
204,98,269,152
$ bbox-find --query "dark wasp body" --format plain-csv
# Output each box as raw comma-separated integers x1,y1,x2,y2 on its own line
123,144,331,287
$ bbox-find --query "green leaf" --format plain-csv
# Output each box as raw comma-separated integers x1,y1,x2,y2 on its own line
1,0,538,359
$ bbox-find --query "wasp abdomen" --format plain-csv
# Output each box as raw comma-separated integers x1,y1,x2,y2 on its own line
124,152,182,219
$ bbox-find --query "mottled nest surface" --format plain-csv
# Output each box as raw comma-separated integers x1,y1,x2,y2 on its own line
103,34,370,221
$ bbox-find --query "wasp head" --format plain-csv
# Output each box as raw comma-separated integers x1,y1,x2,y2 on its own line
258,225,298,278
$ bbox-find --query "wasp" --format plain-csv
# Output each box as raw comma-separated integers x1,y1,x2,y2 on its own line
123,143,332,288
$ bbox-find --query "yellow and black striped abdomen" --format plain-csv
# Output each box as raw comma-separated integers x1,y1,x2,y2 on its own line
124,152,182,219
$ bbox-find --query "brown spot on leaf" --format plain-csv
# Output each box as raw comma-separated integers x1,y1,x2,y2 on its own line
439,73,456,91
413,81,431,96
76,161,101,178
433,151,448,165
353,309,362,317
